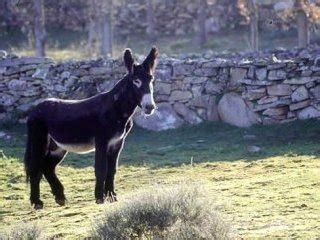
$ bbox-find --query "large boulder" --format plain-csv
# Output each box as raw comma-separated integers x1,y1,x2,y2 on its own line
134,103,184,131
217,92,260,128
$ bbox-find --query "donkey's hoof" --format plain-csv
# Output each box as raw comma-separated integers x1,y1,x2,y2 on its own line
106,191,117,203
32,200,43,210
55,198,66,206
96,198,104,204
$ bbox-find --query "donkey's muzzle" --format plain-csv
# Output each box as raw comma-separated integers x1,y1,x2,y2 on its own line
144,104,155,115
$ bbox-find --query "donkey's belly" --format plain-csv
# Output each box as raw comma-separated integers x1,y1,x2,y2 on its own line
52,137,95,154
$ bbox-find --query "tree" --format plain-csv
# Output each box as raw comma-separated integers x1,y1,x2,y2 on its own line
247,0,259,51
33,0,46,57
295,0,309,48
197,0,208,46
146,0,156,43
100,0,113,57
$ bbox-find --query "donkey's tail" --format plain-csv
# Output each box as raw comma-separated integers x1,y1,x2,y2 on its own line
24,117,48,183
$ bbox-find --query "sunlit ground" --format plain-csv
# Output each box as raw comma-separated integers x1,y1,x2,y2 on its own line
0,120,319,238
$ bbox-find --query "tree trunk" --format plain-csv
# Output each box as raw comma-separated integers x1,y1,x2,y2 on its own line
146,0,156,43
100,14,113,57
33,0,46,57
100,0,113,58
197,0,207,46
247,0,259,51
297,10,309,48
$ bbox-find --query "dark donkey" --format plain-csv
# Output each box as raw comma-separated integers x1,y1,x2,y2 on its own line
24,47,158,209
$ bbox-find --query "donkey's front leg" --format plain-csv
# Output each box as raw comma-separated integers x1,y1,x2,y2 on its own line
105,149,121,203
94,138,108,204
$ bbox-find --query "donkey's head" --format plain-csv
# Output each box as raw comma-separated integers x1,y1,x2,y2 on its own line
124,47,158,115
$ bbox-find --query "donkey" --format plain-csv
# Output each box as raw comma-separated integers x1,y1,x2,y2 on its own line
24,47,158,209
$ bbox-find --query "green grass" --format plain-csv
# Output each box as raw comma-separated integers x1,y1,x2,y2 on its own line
2,27,317,61
0,120,319,239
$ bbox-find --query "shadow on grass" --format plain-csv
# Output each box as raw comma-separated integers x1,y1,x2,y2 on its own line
0,119,319,169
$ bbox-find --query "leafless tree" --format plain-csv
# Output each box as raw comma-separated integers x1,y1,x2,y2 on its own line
295,0,309,47
146,0,156,43
100,0,113,57
247,0,259,51
197,0,208,46
33,0,46,57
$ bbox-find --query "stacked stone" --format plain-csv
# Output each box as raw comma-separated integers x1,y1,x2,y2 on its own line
0,48,319,129
0,54,53,121
237,58,320,125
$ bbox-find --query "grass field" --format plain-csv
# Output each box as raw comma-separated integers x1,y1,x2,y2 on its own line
2,27,317,61
0,120,319,239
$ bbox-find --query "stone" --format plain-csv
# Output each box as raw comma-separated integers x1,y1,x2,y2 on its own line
310,85,320,100
0,131,6,138
247,145,261,153
61,71,71,79
156,82,171,95
173,63,195,76
185,76,208,84
155,68,172,82
256,68,267,81
217,92,260,128
205,81,224,94
189,95,210,108
253,99,291,112
257,96,278,105
72,69,88,77
191,85,203,97
133,103,184,131
0,67,7,74
230,68,247,87
267,84,292,96
89,67,110,75
206,96,219,121
247,66,255,79
291,86,309,102
239,79,272,86
169,90,193,102
268,69,286,80
263,107,288,117
173,102,202,124
193,67,217,77
243,88,266,100
289,100,310,111
8,79,27,91
284,77,317,85
0,94,17,106
306,81,315,89
297,106,320,119
32,67,49,80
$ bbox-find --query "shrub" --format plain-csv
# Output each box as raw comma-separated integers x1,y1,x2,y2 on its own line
7,221,44,240
91,185,234,239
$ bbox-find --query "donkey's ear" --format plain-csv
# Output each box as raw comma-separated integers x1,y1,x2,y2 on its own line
143,47,158,72
124,48,135,74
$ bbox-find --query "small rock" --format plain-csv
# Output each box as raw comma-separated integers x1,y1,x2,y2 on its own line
247,145,261,153
0,131,6,138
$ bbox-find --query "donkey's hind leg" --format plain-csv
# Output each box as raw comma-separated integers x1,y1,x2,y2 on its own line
26,119,49,209
43,139,67,206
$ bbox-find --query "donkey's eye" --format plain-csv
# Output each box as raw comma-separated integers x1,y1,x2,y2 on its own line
133,79,142,88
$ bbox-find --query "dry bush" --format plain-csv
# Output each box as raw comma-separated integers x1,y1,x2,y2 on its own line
91,185,234,240
4,221,44,240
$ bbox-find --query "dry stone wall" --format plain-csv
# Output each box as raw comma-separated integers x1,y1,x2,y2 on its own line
0,48,319,130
